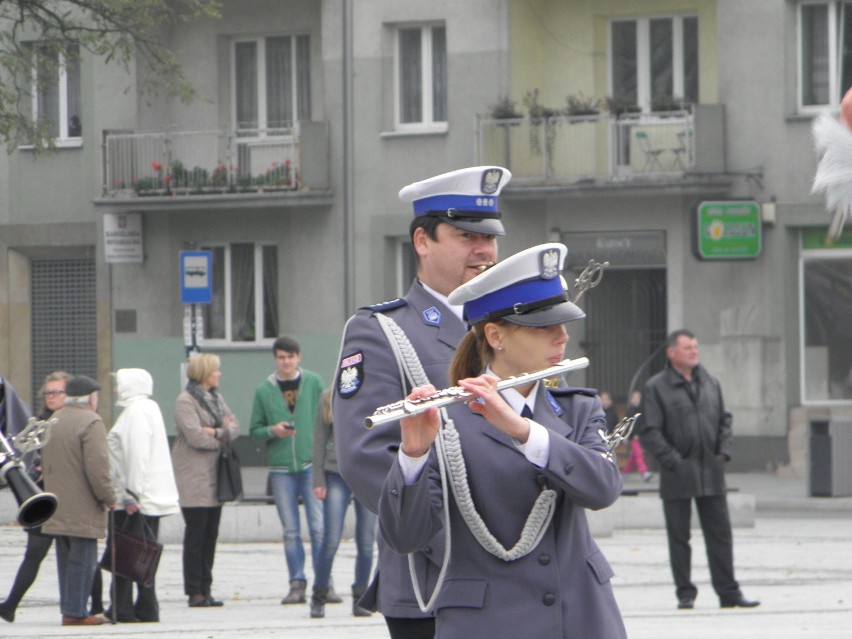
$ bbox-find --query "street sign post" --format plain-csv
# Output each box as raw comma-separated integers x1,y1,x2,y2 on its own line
180,251,212,355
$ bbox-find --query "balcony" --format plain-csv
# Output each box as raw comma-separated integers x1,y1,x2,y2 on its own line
98,122,331,210
475,104,729,193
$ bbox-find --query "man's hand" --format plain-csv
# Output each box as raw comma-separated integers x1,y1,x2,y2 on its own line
270,423,295,438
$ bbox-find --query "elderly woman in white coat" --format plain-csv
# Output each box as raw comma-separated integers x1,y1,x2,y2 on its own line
106,368,180,623
379,244,627,639
171,353,239,608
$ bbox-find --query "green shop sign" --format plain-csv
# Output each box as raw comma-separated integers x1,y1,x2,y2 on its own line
692,200,762,260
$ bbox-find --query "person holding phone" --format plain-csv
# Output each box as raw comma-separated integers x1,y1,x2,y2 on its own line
250,337,328,607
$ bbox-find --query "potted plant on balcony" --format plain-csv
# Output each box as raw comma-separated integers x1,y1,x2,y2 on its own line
565,92,601,118
523,89,561,160
651,93,689,116
488,96,523,121
605,96,641,118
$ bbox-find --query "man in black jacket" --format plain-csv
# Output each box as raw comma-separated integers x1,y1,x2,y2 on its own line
640,329,759,611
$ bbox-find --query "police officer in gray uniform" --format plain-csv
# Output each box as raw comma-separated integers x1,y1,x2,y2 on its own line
333,166,510,639
379,243,627,639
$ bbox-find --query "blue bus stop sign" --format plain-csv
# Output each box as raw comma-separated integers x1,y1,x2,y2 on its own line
180,251,213,304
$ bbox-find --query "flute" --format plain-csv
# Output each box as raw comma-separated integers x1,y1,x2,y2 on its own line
365,356,590,428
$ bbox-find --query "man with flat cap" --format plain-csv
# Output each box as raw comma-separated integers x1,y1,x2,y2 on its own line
42,375,115,626
333,166,510,639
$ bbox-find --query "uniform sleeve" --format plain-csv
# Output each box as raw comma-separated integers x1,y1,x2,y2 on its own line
332,312,410,514
378,455,444,555
546,394,623,510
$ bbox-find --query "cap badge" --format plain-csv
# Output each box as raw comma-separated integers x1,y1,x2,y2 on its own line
540,249,561,280
480,168,503,194
422,306,442,326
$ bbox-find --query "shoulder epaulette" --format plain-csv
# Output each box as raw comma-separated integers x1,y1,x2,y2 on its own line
548,386,598,398
360,298,408,313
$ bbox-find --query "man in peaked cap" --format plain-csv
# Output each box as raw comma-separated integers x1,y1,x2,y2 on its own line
42,375,114,626
333,166,510,639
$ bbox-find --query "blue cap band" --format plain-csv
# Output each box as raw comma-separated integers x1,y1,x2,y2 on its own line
413,193,499,216
464,277,565,324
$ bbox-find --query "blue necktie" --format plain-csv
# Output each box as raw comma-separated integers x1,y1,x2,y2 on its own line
521,404,533,419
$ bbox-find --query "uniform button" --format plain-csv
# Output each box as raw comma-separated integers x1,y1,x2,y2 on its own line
535,474,548,487
538,554,551,566
390,488,399,497
542,593,556,606
424,547,432,555
563,464,574,475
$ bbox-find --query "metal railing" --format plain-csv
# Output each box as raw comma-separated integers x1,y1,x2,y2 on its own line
103,127,301,196
475,111,696,185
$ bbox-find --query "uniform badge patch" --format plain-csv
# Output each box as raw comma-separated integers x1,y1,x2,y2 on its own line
546,391,564,417
337,352,364,398
422,306,442,326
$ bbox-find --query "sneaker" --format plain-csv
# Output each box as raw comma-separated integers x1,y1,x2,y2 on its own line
642,472,653,482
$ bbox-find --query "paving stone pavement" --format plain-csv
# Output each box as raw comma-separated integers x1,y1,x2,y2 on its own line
0,472,849,638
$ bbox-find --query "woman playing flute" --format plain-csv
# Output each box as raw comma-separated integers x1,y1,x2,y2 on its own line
378,242,627,639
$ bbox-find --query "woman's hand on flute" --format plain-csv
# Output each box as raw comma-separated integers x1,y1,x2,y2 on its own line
400,384,441,458
459,374,531,443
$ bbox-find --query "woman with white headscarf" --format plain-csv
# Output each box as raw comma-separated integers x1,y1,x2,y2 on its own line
106,368,179,623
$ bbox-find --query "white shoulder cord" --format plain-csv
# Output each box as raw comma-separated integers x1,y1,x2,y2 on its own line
375,313,451,613
374,313,557,609
439,419,557,561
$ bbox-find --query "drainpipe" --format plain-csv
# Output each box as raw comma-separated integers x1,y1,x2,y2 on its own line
342,0,355,315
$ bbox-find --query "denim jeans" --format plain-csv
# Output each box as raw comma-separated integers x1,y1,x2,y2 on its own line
54,535,98,618
269,468,323,582
313,471,377,589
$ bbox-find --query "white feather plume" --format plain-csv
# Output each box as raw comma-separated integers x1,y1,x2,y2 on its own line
812,113,852,240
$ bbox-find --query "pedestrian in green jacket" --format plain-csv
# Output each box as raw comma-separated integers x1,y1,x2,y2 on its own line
250,337,326,606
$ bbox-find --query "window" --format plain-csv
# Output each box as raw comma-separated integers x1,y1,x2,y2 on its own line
27,43,82,142
394,24,447,130
610,16,698,111
233,35,311,133
201,243,279,343
395,238,417,297
798,2,852,111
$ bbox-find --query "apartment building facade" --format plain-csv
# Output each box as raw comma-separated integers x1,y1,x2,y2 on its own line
0,0,847,470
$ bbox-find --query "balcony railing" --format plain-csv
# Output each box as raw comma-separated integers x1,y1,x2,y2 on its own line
475,105,724,186
102,122,329,197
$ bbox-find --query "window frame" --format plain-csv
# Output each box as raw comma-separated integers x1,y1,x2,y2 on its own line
200,241,279,346
608,14,698,112
25,42,82,148
799,243,852,405
230,34,311,136
392,22,448,133
797,1,851,113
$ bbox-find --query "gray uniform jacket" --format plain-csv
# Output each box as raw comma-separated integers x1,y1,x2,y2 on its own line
378,386,627,639
42,405,115,539
640,363,731,500
333,280,465,618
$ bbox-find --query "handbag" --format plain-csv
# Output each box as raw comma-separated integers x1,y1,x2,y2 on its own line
217,439,243,502
100,513,163,587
